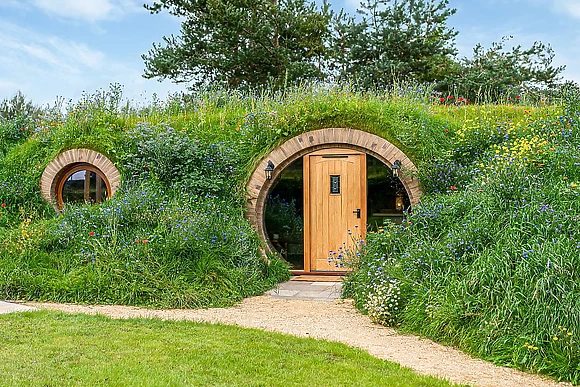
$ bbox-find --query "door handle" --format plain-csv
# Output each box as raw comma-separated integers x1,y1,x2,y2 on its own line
353,209,361,219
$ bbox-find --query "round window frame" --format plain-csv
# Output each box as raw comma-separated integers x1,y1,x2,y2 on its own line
56,163,112,208
40,149,121,212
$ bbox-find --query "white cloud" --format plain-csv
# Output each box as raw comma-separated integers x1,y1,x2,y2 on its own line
29,0,140,22
48,38,106,69
551,0,580,18
0,0,31,9
0,21,109,103
522,0,580,19
0,22,105,74
0,79,21,91
0,18,184,105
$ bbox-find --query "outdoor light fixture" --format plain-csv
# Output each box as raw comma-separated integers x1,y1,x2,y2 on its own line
395,192,404,211
392,159,401,178
264,160,275,180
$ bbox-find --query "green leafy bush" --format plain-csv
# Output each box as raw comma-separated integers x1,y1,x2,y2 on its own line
121,123,237,196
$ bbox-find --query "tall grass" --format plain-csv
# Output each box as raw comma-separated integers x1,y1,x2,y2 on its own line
1,183,289,307
344,85,580,383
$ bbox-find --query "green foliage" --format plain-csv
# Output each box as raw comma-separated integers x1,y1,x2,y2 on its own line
0,91,42,121
120,123,238,197
142,0,333,89
1,184,289,307
344,89,580,383
0,92,43,157
142,0,462,90
441,36,565,104
142,1,569,102
333,0,458,87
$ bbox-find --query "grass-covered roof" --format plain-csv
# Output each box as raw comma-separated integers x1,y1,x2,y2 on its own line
1,83,579,383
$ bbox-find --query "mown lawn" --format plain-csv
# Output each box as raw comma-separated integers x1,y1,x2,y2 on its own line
0,311,465,387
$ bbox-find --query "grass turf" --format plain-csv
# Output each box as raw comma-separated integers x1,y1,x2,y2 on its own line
0,310,465,387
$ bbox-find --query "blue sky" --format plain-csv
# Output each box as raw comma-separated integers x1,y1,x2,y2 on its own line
1,0,579,106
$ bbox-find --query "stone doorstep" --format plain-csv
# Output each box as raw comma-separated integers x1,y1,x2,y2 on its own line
282,279,340,295
292,290,338,297
279,282,318,288
265,280,343,301
265,289,299,297
278,281,343,288
271,295,337,302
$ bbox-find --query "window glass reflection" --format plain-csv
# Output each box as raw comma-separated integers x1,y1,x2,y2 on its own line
367,156,410,230
265,158,304,270
61,170,108,204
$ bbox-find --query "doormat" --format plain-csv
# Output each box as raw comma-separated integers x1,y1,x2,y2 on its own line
291,275,344,282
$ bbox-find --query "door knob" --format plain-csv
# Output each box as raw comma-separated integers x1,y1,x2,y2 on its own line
353,209,361,218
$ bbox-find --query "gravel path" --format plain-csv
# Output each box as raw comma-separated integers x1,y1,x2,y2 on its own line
29,296,569,387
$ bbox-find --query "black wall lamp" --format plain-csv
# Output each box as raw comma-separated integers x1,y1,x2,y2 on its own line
392,159,401,178
264,160,275,180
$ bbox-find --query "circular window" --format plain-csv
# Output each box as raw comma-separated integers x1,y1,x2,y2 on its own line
57,164,110,206
40,149,121,211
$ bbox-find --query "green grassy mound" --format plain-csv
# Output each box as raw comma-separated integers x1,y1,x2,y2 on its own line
344,88,580,383
1,83,579,382
0,84,450,307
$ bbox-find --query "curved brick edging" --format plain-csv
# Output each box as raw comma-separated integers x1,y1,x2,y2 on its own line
40,149,121,210
245,128,423,251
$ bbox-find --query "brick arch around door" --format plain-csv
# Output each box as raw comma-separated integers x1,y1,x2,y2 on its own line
245,128,423,258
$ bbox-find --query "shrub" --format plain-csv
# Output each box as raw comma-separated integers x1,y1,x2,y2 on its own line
121,123,238,197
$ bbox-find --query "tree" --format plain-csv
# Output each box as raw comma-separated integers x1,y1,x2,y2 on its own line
142,0,333,89
331,0,458,88
0,91,42,120
441,36,566,103
0,92,42,154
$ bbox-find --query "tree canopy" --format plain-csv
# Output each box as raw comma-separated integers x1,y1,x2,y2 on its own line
0,91,42,120
143,0,566,97
441,36,566,103
331,0,458,88
142,0,332,89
